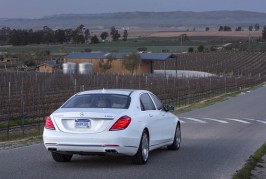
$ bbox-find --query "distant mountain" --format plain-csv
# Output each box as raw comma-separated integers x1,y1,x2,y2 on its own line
0,11,265,30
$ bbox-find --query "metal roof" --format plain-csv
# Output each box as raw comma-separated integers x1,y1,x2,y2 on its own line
65,52,107,59
139,53,176,61
65,52,175,61
38,60,59,67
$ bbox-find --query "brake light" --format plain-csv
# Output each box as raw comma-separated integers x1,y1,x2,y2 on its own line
45,116,55,130
110,116,131,131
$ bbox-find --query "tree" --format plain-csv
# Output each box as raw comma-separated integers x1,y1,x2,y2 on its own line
205,27,210,31
122,53,141,74
30,30,42,44
218,26,224,31
72,24,86,44
249,26,253,31
123,29,128,41
98,55,113,72
255,24,260,31
84,29,90,43
90,35,99,44
110,26,120,41
235,26,242,31
224,26,232,31
188,47,194,53
197,45,205,52
55,29,66,44
0,27,11,45
9,29,30,46
219,26,232,31
42,26,55,43
100,32,109,41
24,59,35,67
64,29,74,43
73,34,85,44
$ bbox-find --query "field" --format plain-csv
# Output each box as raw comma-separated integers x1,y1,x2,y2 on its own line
0,30,259,54
0,51,266,141
149,31,261,38
0,29,265,141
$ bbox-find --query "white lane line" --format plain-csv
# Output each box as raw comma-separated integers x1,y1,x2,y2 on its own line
203,118,228,124
256,120,266,124
243,118,256,121
182,117,206,123
224,118,250,124
179,120,185,123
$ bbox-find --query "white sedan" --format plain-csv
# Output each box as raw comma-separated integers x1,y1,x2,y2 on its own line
43,89,181,164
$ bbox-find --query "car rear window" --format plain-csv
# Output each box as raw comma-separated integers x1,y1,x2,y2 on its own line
62,94,131,109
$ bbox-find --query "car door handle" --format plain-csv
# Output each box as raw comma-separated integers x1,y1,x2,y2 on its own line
149,114,153,117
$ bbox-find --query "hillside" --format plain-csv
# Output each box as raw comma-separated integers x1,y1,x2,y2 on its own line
0,11,265,29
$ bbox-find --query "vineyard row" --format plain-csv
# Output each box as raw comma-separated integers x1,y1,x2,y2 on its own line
0,71,265,141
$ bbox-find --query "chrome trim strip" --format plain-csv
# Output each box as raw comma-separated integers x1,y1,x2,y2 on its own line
57,144,105,147
150,140,172,147
62,118,113,120
124,146,138,148
47,143,137,148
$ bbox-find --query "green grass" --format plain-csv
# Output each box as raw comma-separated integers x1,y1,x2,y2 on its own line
0,37,217,53
174,82,266,115
0,128,43,142
233,143,266,179
173,91,238,115
0,118,44,128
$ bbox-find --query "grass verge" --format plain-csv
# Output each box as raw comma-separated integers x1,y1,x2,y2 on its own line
174,82,266,115
174,91,240,114
0,135,42,150
233,143,266,179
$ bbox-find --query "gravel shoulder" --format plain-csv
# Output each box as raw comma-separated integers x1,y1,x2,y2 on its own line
0,136,42,150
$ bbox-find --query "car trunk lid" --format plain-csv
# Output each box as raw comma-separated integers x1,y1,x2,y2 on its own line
52,108,125,134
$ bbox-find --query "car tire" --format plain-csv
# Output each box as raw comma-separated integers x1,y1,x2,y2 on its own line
167,123,181,150
51,152,73,162
132,130,149,165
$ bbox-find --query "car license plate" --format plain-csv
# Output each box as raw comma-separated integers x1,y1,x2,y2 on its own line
75,119,91,128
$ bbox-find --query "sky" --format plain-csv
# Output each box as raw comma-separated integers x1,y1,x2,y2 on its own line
1,0,266,19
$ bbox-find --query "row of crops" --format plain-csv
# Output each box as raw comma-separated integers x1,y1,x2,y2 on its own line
0,51,266,141
155,52,266,76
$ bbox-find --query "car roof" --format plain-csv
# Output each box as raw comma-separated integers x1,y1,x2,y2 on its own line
77,89,147,96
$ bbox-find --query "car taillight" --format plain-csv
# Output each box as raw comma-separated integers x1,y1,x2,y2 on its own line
110,116,131,131
45,116,55,130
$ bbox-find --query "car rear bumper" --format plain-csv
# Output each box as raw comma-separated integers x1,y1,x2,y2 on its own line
43,128,139,156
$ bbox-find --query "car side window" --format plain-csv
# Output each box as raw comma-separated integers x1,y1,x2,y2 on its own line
140,93,156,111
150,94,163,110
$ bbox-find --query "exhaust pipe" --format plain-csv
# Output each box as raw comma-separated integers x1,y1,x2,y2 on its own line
105,149,118,153
48,148,57,152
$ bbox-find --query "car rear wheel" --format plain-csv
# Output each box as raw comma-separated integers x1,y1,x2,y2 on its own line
167,123,181,150
132,130,149,165
51,152,73,162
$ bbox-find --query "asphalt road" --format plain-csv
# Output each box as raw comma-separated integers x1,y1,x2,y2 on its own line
1,86,266,179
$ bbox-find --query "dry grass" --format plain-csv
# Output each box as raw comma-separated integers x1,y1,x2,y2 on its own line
149,31,261,38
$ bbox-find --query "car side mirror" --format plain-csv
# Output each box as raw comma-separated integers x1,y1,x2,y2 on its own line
164,105,174,112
